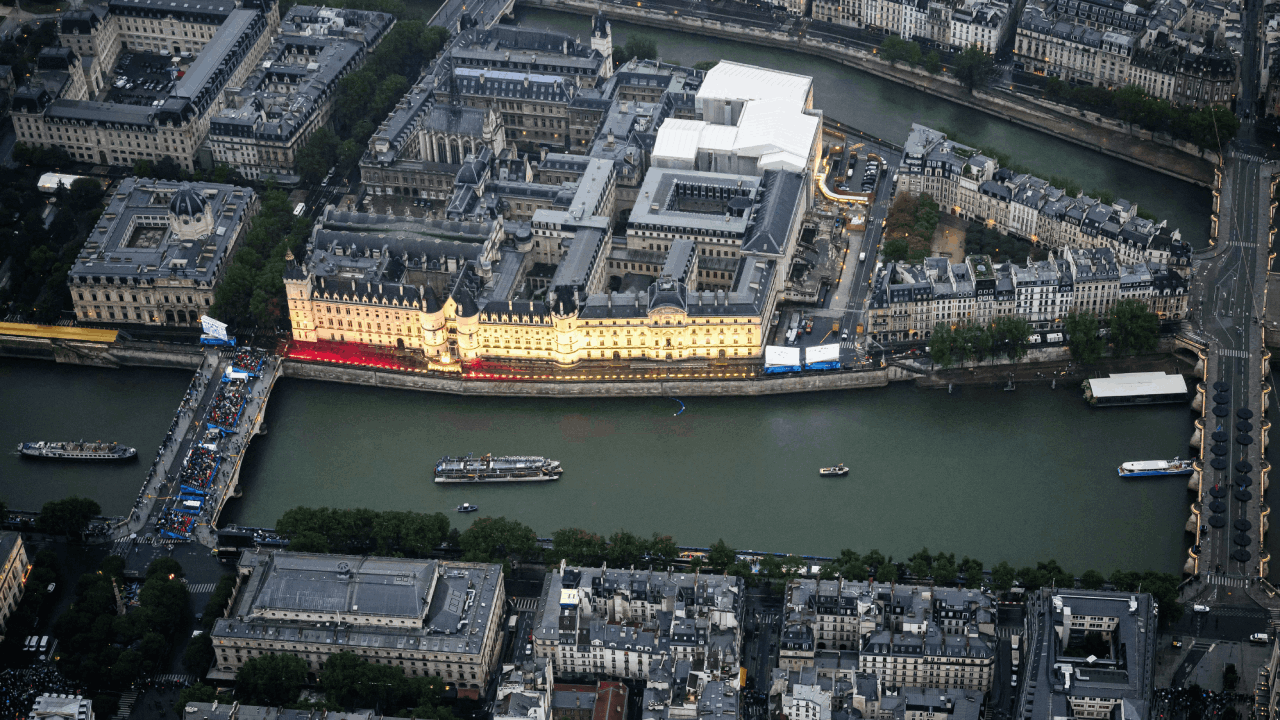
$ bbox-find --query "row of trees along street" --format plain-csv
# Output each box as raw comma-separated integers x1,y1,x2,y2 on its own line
271,507,1183,627
178,651,462,716
927,301,1160,367
1043,79,1240,151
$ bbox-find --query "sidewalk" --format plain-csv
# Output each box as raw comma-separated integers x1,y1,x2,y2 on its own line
117,348,220,539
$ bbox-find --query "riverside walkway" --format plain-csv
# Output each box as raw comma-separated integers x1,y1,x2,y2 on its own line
115,346,281,548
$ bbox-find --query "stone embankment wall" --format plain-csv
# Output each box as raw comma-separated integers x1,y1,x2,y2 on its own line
281,360,908,397
523,0,1215,187
0,335,204,370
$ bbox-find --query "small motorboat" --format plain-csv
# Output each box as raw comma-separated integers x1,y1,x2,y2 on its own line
819,464,849,477
456,503,479,513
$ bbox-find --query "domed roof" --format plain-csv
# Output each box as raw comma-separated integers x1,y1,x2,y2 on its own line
169,184,207,217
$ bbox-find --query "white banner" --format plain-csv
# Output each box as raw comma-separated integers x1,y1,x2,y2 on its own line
805,344,841,364
764,345,801,367
200,314,228,340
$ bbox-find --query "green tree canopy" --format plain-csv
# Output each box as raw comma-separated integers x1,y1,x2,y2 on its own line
1108,299,1160,355
954,44,995,92
235,654,308,706
708,539,736,572
1064,311,1105,364
459,516,538,564
37,496,101,537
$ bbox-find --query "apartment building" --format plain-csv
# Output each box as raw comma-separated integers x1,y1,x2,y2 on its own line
1016,590,1156,720
0,533,27,642
206,6,394,179
898,125,1191,268
531,563,744,682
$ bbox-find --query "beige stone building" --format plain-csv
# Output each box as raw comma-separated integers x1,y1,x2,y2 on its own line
68,179,258,327
0,533,28,642
210,551,505,692
12,0,278,172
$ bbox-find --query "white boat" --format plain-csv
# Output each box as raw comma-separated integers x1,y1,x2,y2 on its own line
819,464,849,477
456,503,479,513
1117,458,1195,477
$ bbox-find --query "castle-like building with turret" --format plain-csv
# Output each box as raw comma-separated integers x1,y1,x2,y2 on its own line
286,36,823,366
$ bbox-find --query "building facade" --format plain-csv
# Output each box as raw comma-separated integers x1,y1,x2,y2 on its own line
210,551,506,692
0,533,27,642
68,179,258,327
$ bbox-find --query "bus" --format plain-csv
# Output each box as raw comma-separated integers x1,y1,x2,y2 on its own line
293,202,306,217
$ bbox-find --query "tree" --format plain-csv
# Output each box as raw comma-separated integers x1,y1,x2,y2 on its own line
1108,299,1160,355
235,654,308,706
991,561,1016,590
954,44,995,92
958,557,983,586
648,533,680,566
606,531,648,568
458,516,537,564
37,496,101,537
184,632,215,676
708,539,736,572
882,236,909,262
138,571,189,634
930,323,955,367
693,60,717,71
145,557,184,580
1064,311,1104,364
1079,569,1106,589
550,528,607,566
924,51,942,73
176,685,217,715
613,36,658,65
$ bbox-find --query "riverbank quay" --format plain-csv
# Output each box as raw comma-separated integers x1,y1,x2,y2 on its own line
0,327,203,370
523,0,1215,187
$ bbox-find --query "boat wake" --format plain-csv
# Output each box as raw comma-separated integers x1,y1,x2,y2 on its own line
672,398,686,416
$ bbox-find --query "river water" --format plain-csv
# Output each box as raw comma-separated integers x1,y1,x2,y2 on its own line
0,14,1231,575
511,7,1214,247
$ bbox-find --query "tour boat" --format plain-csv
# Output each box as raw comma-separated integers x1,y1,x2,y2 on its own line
819,464,849,477
435,454,562,483
456,503,479,513
18,441,136,461
1117,458,1195,478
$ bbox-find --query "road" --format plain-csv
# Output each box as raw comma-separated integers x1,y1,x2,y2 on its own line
1182,0,1275,604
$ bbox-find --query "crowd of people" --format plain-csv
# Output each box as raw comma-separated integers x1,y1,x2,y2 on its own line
0,663,84,719
178,446,221,492
231,347,269,376
205,381,249,432
156,508,196,540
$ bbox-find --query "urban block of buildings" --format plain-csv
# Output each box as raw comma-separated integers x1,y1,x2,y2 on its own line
0,533,28,643
287,51,817,366
1012,0,1239,104
809,0,1017,56
1016,589,1156,720
872,125,1190,342
206,6,396,180
68,178,258,327
15,0,281,172
208,550,505,692
530,562,745,683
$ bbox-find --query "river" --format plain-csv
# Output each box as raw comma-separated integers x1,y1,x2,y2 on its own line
511,6,1214,247
0,356,1203,574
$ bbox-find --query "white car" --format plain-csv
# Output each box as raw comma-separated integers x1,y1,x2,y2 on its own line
1193,604,1211,613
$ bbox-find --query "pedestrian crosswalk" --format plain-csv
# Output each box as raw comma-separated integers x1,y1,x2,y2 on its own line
113,691,137,720
1224,241,1258,248
186,582,217,593
1219,349,1251,358
1229,152,1268,163
154,673,199,685
511,597,539,612
841,341,859,349
1207,573,1249,588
